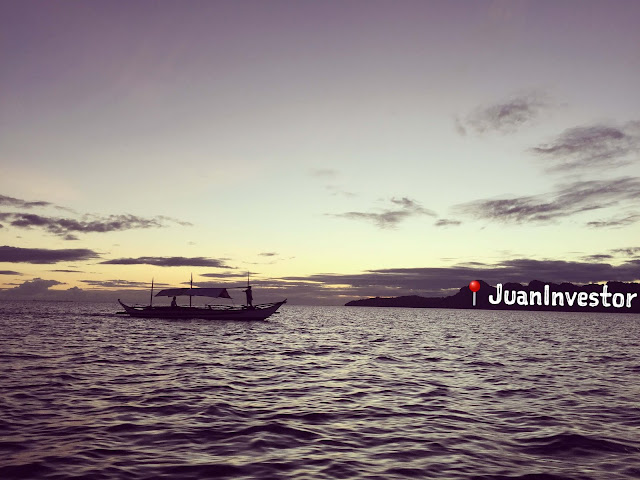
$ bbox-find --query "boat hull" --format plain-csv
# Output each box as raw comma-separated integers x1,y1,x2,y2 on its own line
117,299,286,320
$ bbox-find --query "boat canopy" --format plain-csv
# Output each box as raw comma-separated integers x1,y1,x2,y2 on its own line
155,288,232,299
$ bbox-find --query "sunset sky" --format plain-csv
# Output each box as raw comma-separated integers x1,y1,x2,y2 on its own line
1,1,639,305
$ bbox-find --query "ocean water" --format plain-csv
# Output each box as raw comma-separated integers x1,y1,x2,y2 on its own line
1,301,639,480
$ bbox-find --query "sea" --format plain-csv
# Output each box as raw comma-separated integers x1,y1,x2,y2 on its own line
1,300,639,480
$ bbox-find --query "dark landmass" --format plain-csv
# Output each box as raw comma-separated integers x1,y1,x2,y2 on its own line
345,280,640,314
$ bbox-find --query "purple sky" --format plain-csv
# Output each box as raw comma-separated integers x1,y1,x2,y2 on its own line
1,1,639,304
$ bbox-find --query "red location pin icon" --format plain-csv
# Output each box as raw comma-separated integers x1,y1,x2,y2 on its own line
469,280,480,306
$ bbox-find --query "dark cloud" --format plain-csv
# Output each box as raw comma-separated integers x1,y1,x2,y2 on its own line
532,121,640,171
199,272,256,280
457,177,640,224
80,279,160,288
0,194,51,209
581,254,613,262
611,247,640,257
0,245,99,264
259,252,278,257
2,213,191,239
283,257,640,299
50,269,82,273
457,92,551,135
100,256,231,267
330,197,436,229
0,270,21,275
7,278,65,296
434,218,462,227
586,213,640,228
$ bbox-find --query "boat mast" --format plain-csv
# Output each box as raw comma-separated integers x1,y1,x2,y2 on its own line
190,273,193,307
149,278,154,307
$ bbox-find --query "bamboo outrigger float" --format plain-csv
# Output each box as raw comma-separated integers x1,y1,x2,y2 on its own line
117,276,286,320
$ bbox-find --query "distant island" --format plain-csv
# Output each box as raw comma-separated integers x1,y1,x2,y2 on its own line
345,280,640,314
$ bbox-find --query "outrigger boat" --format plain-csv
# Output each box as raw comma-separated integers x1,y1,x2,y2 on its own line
117,279,286,320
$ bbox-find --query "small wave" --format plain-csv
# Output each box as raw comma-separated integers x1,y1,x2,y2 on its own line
230,421,320,441
496,387,538,398
471,474,577,480
518,432,639,456
0,462,54,480
157,463,245,478
469,360,505,367
266,411,335,423
0,441,29,453
375,354,401,362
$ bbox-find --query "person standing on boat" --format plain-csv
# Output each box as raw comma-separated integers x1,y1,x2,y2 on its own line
171,296,178,308
243,286,253,308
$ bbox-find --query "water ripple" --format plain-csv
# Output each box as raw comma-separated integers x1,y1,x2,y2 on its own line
1,302,639,479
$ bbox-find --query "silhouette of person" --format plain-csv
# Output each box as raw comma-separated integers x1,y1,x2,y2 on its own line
171,296,178,308
243,286,253,307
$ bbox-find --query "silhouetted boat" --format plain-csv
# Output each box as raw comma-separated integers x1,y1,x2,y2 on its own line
117,283,286,320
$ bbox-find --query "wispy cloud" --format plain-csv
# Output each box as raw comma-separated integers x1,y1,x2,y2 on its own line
0,194,52,209
0,270,21,275
1,212,191,240
611,247,640,257
581,254,614,262
532,121,640,171
586,213,640,228
80,279,160,288
456,92,552,135
0,194,192,239
456,177,640,224
325,185,356,197
0,245,99,264
200,272,254,279
434,218,462,227
100,256,231,267
330,197,436,229
309,168,339,178
310,168,356,197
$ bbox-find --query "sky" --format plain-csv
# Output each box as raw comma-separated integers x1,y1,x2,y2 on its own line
1,0,639,305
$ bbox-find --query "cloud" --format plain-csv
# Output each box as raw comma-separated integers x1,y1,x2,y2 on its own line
199,272,257,281
581,254,613,262
0,270,21,275
282,257,640,299
1,212,191,239
456,177,640,224
611,247,640,257
434,218,462,227
325,185,356,197
532,121,640,171
80,279,159,288
309,169,356,197
7,278,65,295
0,194,192,239
0,194,52,209
100,256,231,267
0,245,99,264
310,168,339,178
586,213,640,228
259,252,278,257
457,92,551,135
330,197,436,229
